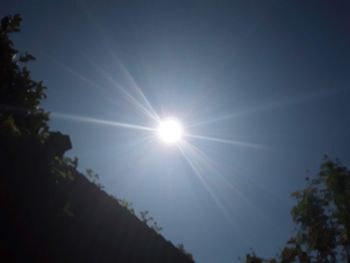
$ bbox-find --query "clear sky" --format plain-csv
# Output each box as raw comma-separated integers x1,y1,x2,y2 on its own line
2,1,350,262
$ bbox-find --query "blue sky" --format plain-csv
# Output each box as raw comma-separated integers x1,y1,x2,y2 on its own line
3,1,350,262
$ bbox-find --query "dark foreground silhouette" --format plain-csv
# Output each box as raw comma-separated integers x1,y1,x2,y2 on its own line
0,15,194,263
244,156,350,263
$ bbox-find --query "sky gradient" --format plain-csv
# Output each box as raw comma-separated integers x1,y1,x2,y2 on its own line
2,1,350,262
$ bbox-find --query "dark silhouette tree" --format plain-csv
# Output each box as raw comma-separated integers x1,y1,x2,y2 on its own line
0,14,49,138
244,157,350,263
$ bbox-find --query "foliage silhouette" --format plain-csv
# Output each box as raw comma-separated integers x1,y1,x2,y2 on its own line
0,14,48,139
0,14,194,263
244,157,350,263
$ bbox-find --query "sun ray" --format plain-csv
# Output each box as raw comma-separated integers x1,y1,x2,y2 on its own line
186,134,267,149
79,53,160,122
177,142,254,246
40,52,157,123
110,53,161,122
180,141,273,225
177,143,233,222
42,52,114,98
44,49,159,123
40,8,159,124
70,4,160,122
51,112,155,132
190,89,340,128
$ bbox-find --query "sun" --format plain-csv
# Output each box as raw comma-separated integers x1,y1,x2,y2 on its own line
157,118,183,144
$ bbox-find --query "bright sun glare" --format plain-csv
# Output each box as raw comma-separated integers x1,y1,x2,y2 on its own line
157,118,183,144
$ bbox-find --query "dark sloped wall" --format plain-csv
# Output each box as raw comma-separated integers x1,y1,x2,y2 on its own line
0,134,194,263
